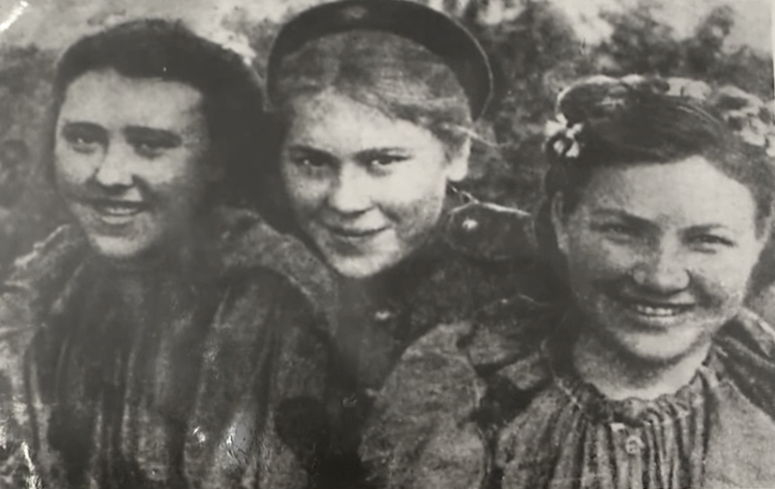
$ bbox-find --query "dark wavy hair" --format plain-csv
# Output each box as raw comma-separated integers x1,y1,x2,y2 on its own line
536,77,775,266
48,18,268,207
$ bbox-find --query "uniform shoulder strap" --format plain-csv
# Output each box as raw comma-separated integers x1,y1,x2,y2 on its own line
442,199,535,261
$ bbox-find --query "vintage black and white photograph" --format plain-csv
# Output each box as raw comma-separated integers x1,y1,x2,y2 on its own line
0,0,772,487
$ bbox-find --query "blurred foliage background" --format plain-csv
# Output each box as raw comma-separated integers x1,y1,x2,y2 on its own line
0,0,772,269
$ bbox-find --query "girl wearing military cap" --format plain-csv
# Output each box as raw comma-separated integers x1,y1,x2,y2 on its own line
261,0,556,487
360,75,775,488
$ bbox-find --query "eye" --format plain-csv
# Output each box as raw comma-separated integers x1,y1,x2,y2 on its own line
688,234,736,251
127,134,182,160
61,128,105,155
123,128,182,159
368,154,409,167
130,140,167,159
294,155,330,169
597,222,637,236
591,221,648,246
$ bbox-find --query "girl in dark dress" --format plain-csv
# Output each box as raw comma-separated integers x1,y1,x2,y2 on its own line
360,75,775,489
0,20,334,489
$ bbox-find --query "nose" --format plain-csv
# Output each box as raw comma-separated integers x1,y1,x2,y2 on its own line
326,163,372,215
631,244,690,293
93,142,133,188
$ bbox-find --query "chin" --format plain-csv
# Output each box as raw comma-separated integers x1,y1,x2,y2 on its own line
86,234,151,262
603,323,712,367
325,252,401,279
619,338,696,365
327,257,387,278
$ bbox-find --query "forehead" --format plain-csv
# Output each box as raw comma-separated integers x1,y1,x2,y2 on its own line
58,68,205,129
579,155,756,225
285,89,440,151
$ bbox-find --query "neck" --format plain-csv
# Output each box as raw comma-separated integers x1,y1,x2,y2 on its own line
98,239,191,275
571,331,711,401
95,220,205,276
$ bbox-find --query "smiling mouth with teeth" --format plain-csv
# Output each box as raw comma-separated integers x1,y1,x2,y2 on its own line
90,200,147,218
616,297,694,318
629,303,688,317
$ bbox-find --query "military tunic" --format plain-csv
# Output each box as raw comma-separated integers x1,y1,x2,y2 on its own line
271,198,560,488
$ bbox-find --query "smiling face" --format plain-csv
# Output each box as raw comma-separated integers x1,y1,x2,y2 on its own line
279,90,468,278
552,155,767,364
54,69,212,262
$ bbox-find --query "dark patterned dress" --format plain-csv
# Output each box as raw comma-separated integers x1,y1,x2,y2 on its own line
0,207,336,489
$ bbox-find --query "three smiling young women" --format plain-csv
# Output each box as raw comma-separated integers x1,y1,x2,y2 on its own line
0,1,774,488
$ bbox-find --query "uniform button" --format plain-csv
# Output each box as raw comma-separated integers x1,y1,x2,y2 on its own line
610,422,625,434
364,388,379,399
192,426,207,445
342,395,358,408
461,218,479,231
624,435,644,455
374,309,394,322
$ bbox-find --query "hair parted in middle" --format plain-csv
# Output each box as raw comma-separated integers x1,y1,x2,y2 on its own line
270,29,474,157
49,18,269,207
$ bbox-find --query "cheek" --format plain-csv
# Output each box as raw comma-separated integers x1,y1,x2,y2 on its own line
566,232,637,283
383,163,448,209
692,248,761,303
279,164,328,213
382,175,446,235
150,151,210,206
53,146,93,186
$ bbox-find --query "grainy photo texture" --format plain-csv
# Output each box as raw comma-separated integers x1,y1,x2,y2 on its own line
0,0,772,488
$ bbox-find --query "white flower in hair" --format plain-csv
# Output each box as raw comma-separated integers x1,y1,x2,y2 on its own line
544,114,569,138
545,114,584,159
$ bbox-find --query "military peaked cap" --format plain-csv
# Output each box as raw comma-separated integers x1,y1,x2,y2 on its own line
266,0,493,119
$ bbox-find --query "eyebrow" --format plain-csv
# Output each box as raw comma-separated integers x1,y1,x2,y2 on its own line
589,208,658,230
591,208,733,233
286,145,409,158
123,126,182,147
285,144,338,163
355,148,410,161
590,208,647,221
60,121,106,135
684,224,733,234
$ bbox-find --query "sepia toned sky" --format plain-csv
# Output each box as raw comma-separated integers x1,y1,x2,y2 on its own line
0,0,771,63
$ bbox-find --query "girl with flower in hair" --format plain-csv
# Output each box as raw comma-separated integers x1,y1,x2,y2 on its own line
361,75,775,489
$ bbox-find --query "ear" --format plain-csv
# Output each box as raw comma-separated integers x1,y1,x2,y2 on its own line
446,138,471,183
550,193,571,257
